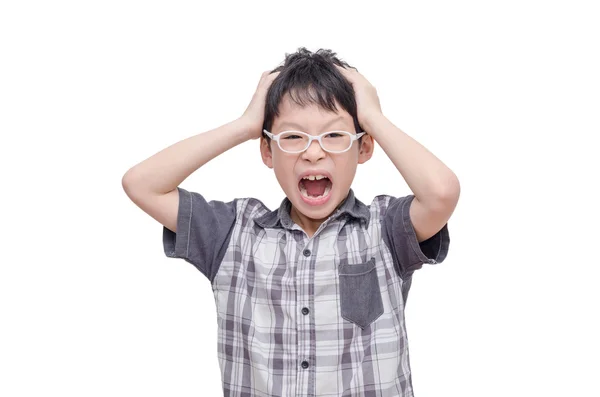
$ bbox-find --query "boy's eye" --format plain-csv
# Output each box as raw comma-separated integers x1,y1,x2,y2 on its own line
324,132,344,138
282,134,302,140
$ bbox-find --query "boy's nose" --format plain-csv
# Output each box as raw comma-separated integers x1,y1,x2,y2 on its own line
301,139,326,162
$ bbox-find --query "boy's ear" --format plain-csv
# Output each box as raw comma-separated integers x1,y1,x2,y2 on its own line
358,134,375,164
260,137,273,168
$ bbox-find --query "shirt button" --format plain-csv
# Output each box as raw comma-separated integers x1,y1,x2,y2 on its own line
301,360,309,369
303,249,311,257
302,307,309,315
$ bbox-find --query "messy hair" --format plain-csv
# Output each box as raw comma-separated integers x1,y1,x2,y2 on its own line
262,47,363,144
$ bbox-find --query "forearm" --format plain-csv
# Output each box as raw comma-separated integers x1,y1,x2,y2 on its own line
122,117,253,195
364,114,459,207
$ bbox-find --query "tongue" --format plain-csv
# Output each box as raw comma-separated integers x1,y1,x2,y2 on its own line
303,179,329,197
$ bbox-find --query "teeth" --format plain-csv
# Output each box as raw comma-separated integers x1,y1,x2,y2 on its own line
300,184,308,197
302,174,328,181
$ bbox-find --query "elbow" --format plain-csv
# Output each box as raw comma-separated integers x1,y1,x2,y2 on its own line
122,167,142,196
438,173,461,206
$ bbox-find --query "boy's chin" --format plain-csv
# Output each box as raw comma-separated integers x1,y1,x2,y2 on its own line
291,189,338,220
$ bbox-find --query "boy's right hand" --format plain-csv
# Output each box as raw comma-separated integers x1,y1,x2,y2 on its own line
240,70,280,140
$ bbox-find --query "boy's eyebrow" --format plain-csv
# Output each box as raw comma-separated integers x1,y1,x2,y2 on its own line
277,116,346,131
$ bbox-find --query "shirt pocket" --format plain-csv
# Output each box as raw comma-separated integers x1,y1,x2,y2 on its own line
338,257,384,329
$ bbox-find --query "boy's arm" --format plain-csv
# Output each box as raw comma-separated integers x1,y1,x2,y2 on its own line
364,113,460,242
122,117,253,232
334,65,460,242
121,70,279,233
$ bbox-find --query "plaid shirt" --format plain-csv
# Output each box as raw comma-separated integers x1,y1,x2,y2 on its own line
163,187,450,397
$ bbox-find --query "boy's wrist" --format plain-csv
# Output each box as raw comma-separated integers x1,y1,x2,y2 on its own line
362,112,387,135
234,116,262,141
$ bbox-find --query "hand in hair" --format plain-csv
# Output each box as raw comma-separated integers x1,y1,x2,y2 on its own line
241,70,280,140
334,64,383,131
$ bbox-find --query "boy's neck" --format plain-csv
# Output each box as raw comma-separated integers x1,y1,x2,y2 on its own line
288,193,350,238
289,205,327,238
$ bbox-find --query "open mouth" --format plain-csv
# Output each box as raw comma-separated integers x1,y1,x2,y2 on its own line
298,174,333,201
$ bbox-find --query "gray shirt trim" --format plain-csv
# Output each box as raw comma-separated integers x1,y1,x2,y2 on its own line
162,187,237,282
381,194,450,279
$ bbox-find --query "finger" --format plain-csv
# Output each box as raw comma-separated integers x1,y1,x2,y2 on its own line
256,71,269,88
335,64,354,82
261,70,274,81
258,71,280,90
264,71,280,86
338,64,359,73
335,64,354,76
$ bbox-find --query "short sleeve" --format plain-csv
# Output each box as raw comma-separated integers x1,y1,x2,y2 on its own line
162,187,237,282
381,194,450,279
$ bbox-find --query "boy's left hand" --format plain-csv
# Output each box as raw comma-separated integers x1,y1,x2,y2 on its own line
335,64,383,131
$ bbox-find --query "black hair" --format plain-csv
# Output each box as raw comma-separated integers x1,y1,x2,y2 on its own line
262,47,363,145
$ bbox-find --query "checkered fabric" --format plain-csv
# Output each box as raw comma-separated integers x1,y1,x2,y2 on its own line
163,188,450,396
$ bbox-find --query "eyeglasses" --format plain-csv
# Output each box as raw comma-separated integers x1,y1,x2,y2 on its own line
263,129,366,154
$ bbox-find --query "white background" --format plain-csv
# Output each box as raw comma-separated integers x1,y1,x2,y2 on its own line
1,1,599,396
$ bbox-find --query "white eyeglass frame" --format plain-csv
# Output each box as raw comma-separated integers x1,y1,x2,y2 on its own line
262,129,366,154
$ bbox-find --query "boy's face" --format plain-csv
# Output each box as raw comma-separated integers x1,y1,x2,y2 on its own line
260,94,374,224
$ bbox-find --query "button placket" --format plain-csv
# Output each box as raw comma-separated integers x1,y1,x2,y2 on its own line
297,240,313,379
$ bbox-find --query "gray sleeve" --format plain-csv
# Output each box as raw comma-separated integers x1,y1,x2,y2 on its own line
382,195,450,279
162,187,237,282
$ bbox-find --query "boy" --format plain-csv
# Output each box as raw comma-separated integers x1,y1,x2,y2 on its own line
122,47,459,397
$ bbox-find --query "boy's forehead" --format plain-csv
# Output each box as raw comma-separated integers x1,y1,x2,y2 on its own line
274,94,353,131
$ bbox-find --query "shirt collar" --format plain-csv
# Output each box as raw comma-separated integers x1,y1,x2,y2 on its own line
254,188,370,229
